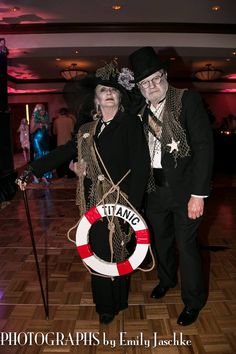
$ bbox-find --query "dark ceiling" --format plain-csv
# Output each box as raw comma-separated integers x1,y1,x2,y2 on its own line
0,0,236,93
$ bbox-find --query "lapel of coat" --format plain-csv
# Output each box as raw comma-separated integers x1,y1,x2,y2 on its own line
138,105,149,141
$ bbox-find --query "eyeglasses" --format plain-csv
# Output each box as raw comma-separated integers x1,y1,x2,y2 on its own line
139,72,165,89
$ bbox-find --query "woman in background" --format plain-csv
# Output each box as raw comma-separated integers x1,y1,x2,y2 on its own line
53,107,76,178
18,118,30,163
30,104,53,184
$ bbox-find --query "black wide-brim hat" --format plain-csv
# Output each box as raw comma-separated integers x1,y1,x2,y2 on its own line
79,76,124,92
129,46,168,83
79,75,130,107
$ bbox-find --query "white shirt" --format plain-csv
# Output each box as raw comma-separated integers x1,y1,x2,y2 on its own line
148,100,165,168
147,101,207,198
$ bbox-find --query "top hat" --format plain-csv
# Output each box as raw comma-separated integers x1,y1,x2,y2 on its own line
129,46,168,83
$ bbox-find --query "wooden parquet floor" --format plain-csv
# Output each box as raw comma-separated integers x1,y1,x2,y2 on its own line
0,173,235,354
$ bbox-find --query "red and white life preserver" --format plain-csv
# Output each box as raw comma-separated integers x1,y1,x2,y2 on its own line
75,203,150,277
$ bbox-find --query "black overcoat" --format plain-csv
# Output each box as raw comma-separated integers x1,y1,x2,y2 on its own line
30,110,150,209
29,110,150,314
141,90,214,202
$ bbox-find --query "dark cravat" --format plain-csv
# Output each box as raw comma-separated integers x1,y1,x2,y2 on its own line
147,108,162,139
146,96,166,139
96,119,112,138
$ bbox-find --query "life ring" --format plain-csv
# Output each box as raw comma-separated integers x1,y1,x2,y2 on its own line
75,203,150,277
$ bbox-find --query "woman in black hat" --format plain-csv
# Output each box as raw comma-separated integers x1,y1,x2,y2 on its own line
16,60,150,325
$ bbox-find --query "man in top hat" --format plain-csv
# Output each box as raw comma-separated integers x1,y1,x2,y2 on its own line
129,46,214,326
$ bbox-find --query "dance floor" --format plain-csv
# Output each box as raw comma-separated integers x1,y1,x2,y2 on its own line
0,169,235,353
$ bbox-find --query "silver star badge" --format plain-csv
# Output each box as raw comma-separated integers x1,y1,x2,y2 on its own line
167,138,180,153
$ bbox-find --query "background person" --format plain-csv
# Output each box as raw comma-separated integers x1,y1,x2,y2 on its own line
30,104,53,184
53,107,76,178
17,118,30,163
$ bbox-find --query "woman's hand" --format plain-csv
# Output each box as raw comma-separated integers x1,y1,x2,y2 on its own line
15,167,33,191
69,160,87,177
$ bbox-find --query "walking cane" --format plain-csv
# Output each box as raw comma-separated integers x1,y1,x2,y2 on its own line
22,189,49,319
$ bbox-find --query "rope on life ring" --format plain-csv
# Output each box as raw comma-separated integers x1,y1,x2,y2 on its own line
75,203,150,277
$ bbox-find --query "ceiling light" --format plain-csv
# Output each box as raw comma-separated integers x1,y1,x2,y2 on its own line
56,58,61,61
224,73,236,79
195,64,223,81
232,51,236,55
10,7,20,12
112,4,122,10
211,5,221,11
60,63,88,80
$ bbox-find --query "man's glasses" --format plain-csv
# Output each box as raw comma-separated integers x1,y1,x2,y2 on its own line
139,72,165,89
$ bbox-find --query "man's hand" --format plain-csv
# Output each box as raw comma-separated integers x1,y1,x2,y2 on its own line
188,196,204,219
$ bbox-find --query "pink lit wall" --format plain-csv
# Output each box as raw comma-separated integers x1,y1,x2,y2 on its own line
202,93,236,125
8,92,236,127
8,93,66,120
